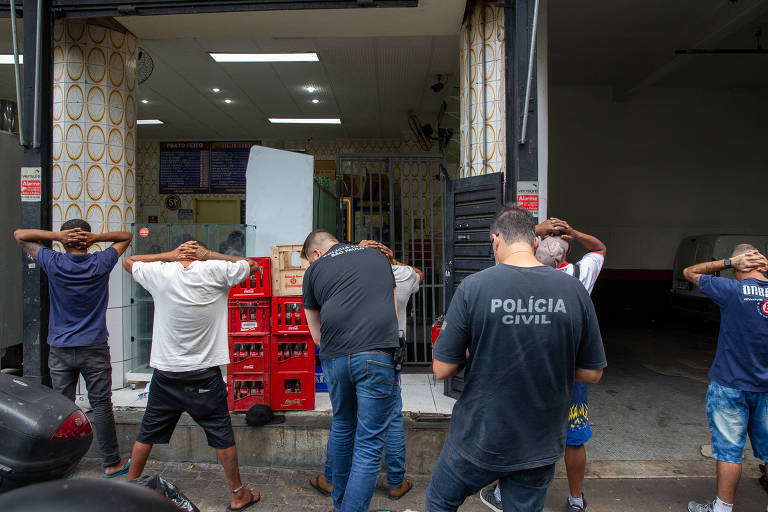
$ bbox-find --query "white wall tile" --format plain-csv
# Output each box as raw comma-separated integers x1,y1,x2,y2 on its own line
107,262,124,308
111,360,124,390
106,307,124,362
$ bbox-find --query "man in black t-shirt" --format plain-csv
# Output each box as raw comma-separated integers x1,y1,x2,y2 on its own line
426,206,607,512
301,230,399,512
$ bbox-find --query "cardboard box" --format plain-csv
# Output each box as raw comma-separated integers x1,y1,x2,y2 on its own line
270,245,310,297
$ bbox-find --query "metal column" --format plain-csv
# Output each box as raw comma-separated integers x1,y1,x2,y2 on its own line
21,0,53,384
504,0,540,208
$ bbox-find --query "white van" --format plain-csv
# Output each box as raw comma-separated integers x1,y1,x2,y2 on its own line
671,234,768,318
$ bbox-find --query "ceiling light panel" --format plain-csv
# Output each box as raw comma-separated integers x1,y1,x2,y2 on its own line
210,53,319,63
269,118,341,124
0,55,23,64
137,119,164,125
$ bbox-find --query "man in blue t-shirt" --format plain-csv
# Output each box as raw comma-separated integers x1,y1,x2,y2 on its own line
427,205,606,512
15,219,133,477
683,244,768,512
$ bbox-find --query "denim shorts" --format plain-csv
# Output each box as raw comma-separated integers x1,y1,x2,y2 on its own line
706,381,768,463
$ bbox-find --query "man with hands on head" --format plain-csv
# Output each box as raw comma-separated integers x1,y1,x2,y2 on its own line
14,220,132,478
684,246,768,512
427,205,606,512
123,241,262,512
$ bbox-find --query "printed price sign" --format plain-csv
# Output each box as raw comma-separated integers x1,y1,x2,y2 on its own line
21,167,41,202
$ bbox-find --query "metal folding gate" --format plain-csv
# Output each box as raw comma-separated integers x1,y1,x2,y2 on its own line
336,153,445,365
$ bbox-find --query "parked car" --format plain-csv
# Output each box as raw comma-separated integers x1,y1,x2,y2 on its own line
0,373,93,492
0,477,181,511
670,234,768,320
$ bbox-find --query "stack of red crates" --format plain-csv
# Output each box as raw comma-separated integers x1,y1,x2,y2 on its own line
226,257,271,412
270,296,315,411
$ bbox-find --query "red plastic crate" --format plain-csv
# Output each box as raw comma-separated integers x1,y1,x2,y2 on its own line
229,257,271,298
271,371,315,411
270,335,315,373
228,298,270,335
228,334,270,373
227,372,270,412
271,296,309,335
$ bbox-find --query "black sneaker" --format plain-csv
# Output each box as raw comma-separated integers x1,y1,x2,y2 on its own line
479,486,502,512
568,494,588,511
760,464,768,494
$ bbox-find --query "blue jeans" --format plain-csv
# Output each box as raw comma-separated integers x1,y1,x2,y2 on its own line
321,351,398,512
425,440,556,512
706,381,768,463
324,376,405,489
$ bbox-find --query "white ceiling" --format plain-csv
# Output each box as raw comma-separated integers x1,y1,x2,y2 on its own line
134,34,459,140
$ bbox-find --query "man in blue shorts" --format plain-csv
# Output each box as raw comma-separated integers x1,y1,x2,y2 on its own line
481,217,606,512
684,244,768,512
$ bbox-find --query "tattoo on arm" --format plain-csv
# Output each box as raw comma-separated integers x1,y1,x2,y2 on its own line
20,241,44,259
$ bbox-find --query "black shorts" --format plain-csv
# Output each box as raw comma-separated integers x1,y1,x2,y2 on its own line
137,367,235,450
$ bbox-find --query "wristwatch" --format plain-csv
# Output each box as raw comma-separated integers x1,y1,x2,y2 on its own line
723,258,732,269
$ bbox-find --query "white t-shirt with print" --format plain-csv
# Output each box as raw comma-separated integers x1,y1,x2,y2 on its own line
132,259,251,372
559,252,604,295
392,264,421,337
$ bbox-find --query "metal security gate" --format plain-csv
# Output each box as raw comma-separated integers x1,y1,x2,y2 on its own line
336,153,445,365
443,173,504,397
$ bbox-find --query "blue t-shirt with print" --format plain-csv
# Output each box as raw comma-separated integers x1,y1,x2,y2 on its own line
700,275,768,392
36,247,119,347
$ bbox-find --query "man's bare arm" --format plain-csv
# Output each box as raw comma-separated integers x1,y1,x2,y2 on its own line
432,358,463,380
305,308,321,347
551,219,606,256
14,229,77,259
575,368,603,384
683,251,768,286
122,242,198,273
194,247,260,276
79,230,133,256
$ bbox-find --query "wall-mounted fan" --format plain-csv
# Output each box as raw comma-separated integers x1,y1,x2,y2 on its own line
408,100,454,152
137,47,154,84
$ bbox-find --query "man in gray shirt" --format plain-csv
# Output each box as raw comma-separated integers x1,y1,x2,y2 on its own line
426,205,606,512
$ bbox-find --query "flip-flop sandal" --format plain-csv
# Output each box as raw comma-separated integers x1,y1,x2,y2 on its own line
226,490,261,512
103,458,131,478
309,475,332,497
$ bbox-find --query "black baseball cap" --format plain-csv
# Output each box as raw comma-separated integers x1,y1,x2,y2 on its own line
245,404,285,426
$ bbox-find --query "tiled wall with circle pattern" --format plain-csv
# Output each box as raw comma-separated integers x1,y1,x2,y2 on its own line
460,0,506,178
52,20,137,254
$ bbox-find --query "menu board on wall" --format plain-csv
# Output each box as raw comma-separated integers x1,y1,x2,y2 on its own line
159,141,259,194
209,142,252,193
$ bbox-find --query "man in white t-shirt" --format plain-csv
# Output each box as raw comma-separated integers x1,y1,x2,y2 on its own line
482,218,606,512
122,241,262,512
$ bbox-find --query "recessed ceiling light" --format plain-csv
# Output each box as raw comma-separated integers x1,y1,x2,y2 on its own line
212,87,221,93
269,118,341,124
312,99,320,104
137,119,164,125
209,53,319,63
224,99,233,104
0,55,23,65
140,99,149,104
305,86,317,93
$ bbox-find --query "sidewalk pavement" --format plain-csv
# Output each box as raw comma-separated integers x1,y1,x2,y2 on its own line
72,457,768,511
